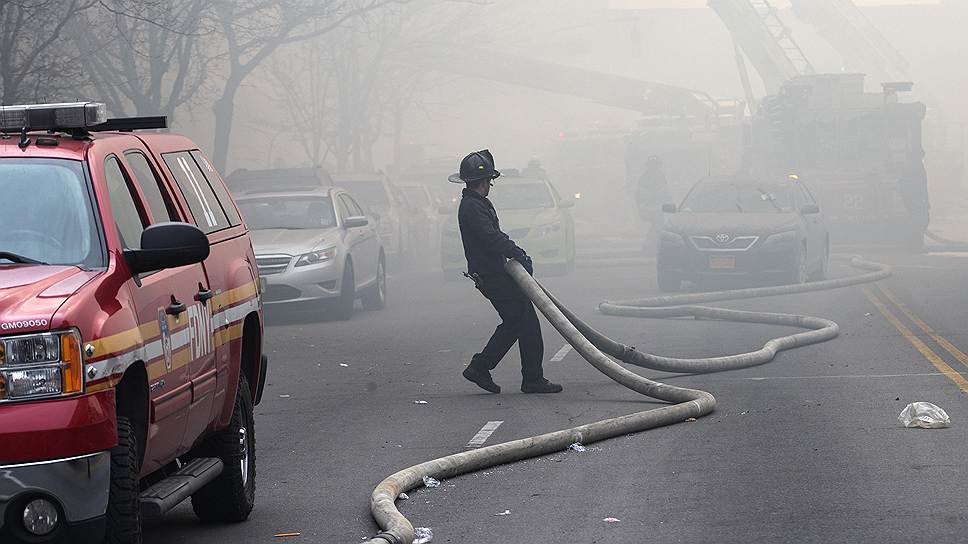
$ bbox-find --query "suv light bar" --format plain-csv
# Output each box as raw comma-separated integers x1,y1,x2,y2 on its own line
0,102,108,132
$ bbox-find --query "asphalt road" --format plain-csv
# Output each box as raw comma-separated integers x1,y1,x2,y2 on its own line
144,243,968,544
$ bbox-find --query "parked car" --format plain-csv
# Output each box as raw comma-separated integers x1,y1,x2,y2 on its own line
439,169,576,279
235,187,386,320
225,166,333,195
399,182,441,256
0,102,267,544
334,174,411,265
657,175,829,291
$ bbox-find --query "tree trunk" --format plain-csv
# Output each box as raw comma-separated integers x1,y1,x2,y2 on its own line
211,86,238,174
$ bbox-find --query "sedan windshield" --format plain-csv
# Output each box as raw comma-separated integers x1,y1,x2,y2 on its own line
681,182,794,213
238,197,336,230
490,182,555,210
0,159,101,267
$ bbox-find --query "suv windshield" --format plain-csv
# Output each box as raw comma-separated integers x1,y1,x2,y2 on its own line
0,158,102,267
681,182,794,214
238,196,336,230
341,181,389,208
490,182,555,210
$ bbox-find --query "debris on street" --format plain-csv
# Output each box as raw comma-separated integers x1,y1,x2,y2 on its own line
422,476,441,488
567,442,587,453
413,527,434,543
899,402,951,428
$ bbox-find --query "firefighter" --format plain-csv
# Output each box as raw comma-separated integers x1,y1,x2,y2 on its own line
449,149,563,394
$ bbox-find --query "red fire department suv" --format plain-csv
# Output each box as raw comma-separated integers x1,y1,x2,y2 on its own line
0,103,267,544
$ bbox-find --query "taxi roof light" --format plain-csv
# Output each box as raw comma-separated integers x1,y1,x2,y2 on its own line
0,102,108,132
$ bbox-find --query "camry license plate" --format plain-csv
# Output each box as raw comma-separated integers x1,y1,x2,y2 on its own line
708,255,736,269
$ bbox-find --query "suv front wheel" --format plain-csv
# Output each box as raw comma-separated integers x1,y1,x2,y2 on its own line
191,375,256,522
107,416,141,544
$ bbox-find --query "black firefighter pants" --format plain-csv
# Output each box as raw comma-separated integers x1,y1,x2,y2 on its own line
469,274,545,383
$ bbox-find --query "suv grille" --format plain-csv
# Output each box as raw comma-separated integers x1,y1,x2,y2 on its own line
690,235,759,251
256,255,293,276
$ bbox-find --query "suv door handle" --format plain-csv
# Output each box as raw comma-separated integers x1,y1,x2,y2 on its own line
195,287,215,304
166,296,187,316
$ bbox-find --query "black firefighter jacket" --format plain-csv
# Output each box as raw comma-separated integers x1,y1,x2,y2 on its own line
458,188,526,283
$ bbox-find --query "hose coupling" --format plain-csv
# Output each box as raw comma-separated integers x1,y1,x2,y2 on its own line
373,532,403,544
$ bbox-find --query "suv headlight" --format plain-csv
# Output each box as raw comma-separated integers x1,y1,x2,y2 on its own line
763,230,798,247
533,222,562,238
295,247,337,267
0,330,83,401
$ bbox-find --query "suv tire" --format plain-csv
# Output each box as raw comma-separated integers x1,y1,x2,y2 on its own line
107,416,141,544
191,375,256,522
361,257,387,311
333,261,355,320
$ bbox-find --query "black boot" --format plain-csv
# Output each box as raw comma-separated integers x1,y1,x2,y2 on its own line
463,365,501,394
521,378,563,394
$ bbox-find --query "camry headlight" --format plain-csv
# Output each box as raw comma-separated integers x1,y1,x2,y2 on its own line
660,231,685,246
532,222,563,238
295,247,337,267
0,330,83,401
763,230,798,247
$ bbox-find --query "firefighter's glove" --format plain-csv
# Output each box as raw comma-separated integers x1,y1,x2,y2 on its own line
514,254,534,276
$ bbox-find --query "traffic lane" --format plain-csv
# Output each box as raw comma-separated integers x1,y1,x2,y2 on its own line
396,256,968,543
142,253,956,543
141,262,663,542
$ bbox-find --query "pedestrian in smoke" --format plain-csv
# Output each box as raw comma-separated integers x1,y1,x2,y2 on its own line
449,149,563,394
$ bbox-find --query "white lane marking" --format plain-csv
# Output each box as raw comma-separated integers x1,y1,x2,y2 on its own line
746,372,961,381
466,421,503,449
550,344,573,362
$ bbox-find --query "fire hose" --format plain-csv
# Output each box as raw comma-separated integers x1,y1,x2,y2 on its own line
361,256,892,544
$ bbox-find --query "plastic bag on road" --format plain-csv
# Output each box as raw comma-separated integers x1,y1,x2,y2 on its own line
898,402,950,429
414,527,433,543
422,476,441,488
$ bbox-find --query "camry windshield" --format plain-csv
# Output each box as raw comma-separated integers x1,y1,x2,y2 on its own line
238,197,336,230
341,181,389,208
0,159,101,267
680,182,794,213
490,182,555,210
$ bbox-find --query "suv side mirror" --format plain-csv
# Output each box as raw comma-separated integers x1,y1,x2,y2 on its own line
662,203,677,213
558,198,575,209
800,204,820,215
124,222,209,275
344,216,369,228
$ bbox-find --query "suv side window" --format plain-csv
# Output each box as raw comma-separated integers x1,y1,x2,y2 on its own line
189,150,242,226
336,194,352,220
104,156,146,249
124,151,176,223
162,151,229,234
345,195,365,217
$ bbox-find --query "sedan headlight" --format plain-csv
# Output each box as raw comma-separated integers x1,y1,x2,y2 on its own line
532,222,563,238
0,330,83,401
763,230,798,247
295,247,337,267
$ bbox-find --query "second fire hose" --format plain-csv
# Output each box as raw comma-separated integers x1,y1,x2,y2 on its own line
361,256,892,544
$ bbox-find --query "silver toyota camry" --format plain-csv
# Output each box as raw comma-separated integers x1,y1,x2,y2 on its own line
236,187,386,320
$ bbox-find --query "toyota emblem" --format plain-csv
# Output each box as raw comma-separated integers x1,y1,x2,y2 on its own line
715,233,731,244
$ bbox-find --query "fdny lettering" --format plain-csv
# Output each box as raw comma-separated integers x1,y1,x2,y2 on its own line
186,303,213,359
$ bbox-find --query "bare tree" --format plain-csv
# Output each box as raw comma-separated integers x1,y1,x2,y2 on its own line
269,1,463,172
72,0,210,118
208,0,404,172
0,0,97,104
